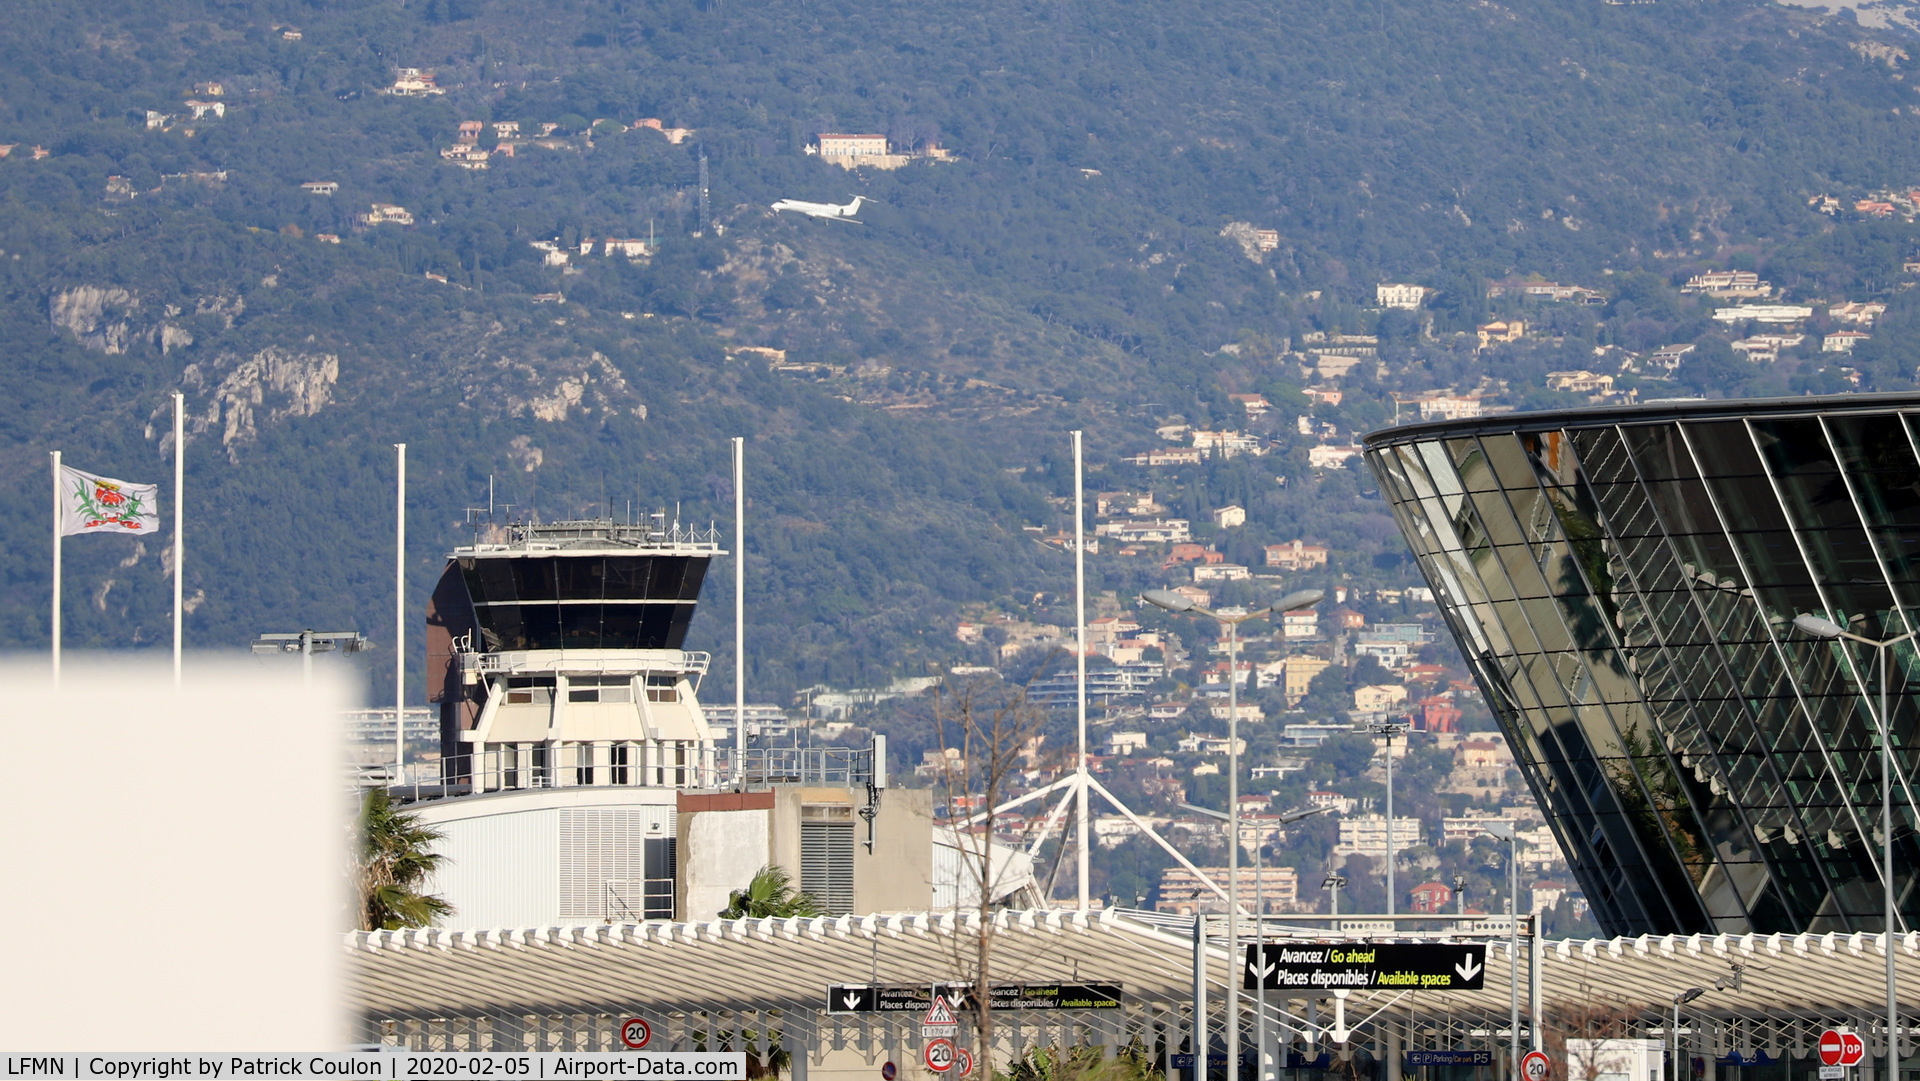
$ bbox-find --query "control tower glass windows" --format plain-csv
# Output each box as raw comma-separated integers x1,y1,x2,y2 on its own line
457,554,709,650
646,675,679,703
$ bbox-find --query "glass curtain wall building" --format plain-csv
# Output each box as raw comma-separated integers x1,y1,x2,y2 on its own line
1364,395,1920,936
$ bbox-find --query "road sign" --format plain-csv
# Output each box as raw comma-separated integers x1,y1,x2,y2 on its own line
1843,1033,1866,1067
922,994,961,1039
1245,942,1487,991
882,1063,897,1081
926,1038,957,1073
829,982,1122,1013
956,1049,974,1078
1522,1051,1552,1081
1821,1068,1846,1080
620,1018,651,1049
1821,1031,1846,1067
832,986,876,1013
1408,1052,1493,1067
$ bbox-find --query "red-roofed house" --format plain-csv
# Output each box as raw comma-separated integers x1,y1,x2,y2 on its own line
1266,540,1329,571
1409,881,1454,913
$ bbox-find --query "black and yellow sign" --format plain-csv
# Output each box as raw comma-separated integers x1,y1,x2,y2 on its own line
1244,943,1487,990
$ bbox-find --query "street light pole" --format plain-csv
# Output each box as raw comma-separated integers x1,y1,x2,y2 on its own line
1485,821,1522,1081
1370,720,1409,913
1185,801,1330,1081
1793,613,1917,1065
1670,988,1706,1081
255,630,374,729
1323,873,1346,919
1145,587,1324,1081
1228,612,1241,1077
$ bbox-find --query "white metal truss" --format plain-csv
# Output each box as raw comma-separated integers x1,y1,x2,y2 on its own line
348,913,1920,1059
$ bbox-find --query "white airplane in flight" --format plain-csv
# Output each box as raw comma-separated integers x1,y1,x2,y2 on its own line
770,195,871,222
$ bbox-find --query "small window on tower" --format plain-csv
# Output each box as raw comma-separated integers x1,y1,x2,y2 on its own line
645,674,679,703
505,676,553,705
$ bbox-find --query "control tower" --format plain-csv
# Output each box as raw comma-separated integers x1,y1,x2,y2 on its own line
425,515,723,792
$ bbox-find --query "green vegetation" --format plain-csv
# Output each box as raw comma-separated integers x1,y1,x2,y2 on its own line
356,788,453,930
3,0,1920,716
720,864,822,918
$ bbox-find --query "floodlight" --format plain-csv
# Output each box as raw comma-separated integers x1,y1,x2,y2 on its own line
1275,589,1326,612
1141,589,1196,613
1793,614,1846,639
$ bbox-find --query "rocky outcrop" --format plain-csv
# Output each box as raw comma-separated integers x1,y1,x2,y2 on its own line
506,351,646,422
50,286,140,353
182,347,341,457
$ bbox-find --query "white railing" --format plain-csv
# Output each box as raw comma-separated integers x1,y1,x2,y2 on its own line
457,650,711,676
384,744,873,804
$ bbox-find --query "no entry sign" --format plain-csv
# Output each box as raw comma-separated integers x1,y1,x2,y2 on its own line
1820,1030,1865,1068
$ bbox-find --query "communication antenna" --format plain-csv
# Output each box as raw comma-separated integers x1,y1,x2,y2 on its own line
698,151,710,234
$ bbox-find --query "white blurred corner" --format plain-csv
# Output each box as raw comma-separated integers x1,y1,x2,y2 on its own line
0,657,348,1050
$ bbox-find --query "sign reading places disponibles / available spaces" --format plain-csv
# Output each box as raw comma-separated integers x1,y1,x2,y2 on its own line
828,983,1124,1013
1244,943,1488,991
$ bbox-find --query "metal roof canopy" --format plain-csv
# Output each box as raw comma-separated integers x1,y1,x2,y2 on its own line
348,911,1920,1055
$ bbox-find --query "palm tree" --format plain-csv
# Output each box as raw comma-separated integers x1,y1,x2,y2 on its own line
356,788,454,930
721,864,821,918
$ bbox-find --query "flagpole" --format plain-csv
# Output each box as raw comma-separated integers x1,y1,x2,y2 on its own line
172,392,184,689
395,442,407,786
1073,429,1089,913
732,435,745,788
50,450,60,685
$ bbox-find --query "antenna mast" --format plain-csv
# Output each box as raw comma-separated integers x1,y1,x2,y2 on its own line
698,152,710,235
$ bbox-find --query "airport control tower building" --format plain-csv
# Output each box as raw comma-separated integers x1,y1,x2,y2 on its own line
426,515,724,793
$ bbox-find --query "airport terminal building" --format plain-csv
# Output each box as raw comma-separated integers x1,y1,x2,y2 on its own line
1365,395,1920,937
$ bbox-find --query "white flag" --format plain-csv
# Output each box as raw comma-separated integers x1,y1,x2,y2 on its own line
59,465,160,537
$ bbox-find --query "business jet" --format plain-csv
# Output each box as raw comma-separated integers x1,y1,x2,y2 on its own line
770,195,871,222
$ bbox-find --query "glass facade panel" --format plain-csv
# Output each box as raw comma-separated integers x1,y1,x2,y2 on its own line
1367,397,1920,936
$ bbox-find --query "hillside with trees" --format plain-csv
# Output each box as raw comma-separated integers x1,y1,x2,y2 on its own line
4,0,1920,705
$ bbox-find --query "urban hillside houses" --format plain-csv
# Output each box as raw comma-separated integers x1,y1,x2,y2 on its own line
361,203,414,226
1712,304,1814,325
1681,270,1772,298
810,133,953,170
1376,283,1428,309
1265,540,1329,570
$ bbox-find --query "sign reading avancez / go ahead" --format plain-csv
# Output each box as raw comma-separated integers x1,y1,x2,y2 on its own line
1244,943,1487,991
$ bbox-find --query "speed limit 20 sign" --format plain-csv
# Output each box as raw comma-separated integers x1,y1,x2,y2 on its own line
1521,1051,1552,1081
621,1017,652,1049
925,1038,957,1072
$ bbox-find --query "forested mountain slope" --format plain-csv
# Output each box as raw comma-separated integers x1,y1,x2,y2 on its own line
3,0,1919,700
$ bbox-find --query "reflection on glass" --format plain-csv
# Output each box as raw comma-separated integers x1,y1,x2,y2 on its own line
1367,398,1920,936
